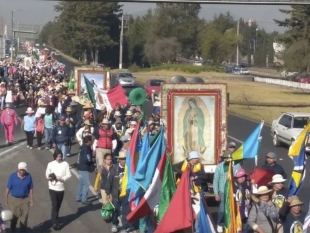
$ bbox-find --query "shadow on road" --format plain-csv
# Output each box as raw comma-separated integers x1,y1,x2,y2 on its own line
31,203,101,233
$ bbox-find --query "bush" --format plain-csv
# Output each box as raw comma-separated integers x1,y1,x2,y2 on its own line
131,64,224,74
128,64,140,72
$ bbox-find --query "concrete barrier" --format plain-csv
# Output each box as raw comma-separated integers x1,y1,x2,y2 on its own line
254,77,310,90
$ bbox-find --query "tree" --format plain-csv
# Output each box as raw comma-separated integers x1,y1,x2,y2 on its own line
144,37,180,65
283,40,310,71
199,22,241,65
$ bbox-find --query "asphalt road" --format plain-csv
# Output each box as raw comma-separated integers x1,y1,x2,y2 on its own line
0,55,307,232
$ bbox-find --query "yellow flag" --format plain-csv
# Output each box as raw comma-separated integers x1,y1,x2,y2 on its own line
288,122,310,156
119,165,128,197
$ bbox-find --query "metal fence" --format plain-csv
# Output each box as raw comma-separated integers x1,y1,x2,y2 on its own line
254,77,310,90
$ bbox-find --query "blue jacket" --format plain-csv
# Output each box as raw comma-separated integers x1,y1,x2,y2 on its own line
77,144,93,171
52,124,70,144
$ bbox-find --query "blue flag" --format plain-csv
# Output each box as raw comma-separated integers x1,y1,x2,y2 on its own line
128,133,150,204
134,126,165,195
199,198,216,233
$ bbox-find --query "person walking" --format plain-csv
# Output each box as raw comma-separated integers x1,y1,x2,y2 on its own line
213,150,242,233
35,113,45,150
5,162,34,233
21,107,36,149
76,136,94,205
52,116,70,161
0,103,19,145
44,106,56,150
45,149,72,230
106,150,133,233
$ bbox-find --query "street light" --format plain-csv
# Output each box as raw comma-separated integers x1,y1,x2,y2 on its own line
255,28,259,53
10,9,22,63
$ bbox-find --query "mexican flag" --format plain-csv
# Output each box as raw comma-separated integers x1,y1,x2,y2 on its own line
126,151,168,222
224,160,242,233
83,74,128,111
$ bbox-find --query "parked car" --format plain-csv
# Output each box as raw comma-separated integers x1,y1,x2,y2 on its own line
239,68,249,75
270,112,310,152
115,72,135,87
144,79,166,98
294,73,310,83
193,60,203,66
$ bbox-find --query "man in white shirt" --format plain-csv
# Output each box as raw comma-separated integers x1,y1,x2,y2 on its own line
45,148,71,230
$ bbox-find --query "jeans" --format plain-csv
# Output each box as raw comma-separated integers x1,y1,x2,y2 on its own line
76,171,90,202
25,130,34,147
217,192,224,227
112,196,132,230
44,128,53,148
49,190,64,225
56,143,68,160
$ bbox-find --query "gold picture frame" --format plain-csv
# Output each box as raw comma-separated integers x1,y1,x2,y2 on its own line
161,83,227,165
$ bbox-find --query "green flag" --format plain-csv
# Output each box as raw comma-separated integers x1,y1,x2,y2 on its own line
32,51,39,60
69,70,74,90
83,74,96,105
158,153,176,221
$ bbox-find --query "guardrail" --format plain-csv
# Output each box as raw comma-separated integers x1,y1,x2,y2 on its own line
254,77,310,90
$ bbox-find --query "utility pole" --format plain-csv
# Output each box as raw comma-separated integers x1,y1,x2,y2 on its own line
119,14,128,70
10,10,13,63
236,20,239,66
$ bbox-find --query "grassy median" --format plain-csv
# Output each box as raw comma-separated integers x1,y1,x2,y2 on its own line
133,70,310,125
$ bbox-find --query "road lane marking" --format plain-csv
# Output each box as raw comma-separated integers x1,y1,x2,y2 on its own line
228,135,243,144
0,142,26,157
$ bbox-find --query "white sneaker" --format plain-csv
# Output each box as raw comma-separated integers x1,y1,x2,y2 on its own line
27,145,29,148
217,225,223,233
111,225,118,233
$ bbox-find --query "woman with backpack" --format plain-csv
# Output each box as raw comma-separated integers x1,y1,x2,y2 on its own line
248,186,279,233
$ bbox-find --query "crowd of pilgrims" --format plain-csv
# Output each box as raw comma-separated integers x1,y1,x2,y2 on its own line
0,56,307,233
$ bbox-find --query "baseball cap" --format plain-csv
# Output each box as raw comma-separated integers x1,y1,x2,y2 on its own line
59,115,66,121
18,162,27,171
267,152,277,159
229,142,236,148
188,151,200,160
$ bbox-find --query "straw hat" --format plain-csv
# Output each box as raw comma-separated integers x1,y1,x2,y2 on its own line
289,196,304,207
71,96,80,103
62,82,69,87
61,95,67,100
65,106,72,112
67,90,75,95
25,107,34,114
0,82,5,85
83,102,94,109
114,111,122,117
130,121,137,126
125,110,133,116
268,174,287,185
253,186,273,195
37,99,45,106
101,118,111,125
148,120,155,126
115,150,127,159
84,120,92,126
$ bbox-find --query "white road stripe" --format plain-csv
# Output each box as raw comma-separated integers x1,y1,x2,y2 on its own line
0,142,26,157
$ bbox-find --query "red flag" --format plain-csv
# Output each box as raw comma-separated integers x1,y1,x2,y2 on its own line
249,168,275,187
155,167,195,233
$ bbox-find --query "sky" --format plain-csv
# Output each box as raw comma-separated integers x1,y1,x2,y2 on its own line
0,0,291,33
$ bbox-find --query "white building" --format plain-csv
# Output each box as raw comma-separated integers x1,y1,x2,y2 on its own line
273,42,285,65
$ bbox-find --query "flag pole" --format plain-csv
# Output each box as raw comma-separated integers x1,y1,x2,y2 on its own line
187,164,195,233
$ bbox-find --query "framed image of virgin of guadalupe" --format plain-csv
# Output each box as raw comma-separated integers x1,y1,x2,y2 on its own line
161,83,227,165
74,67,111,96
